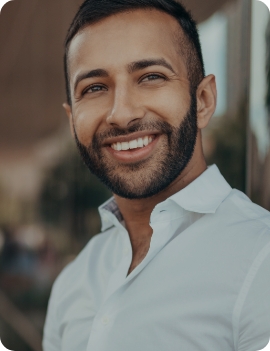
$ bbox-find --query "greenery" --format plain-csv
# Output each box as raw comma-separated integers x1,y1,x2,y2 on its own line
39,143,112,246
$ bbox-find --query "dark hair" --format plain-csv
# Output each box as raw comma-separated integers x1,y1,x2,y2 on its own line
64,0,205,105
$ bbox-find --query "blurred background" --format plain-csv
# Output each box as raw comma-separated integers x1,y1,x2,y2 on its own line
0,0,269,350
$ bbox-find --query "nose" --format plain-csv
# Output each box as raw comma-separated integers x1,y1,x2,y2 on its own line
106,85,145,128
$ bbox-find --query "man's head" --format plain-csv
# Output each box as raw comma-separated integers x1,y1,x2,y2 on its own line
63,0,217,199
64,0,205,106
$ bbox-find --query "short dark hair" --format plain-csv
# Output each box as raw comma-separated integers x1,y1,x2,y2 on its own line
64,0,205,106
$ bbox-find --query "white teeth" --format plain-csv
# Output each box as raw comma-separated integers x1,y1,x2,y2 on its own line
111,135,154,151
129,139,138,149
137,138,144,147
121,142,129,150
143,136,149,146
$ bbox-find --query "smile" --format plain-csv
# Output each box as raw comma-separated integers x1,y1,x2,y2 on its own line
110,135,155,151
105,133,161,163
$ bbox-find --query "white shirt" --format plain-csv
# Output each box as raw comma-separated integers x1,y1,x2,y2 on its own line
43,165,270,351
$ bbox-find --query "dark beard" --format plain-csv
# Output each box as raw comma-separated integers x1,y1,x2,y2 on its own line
73,91,198,199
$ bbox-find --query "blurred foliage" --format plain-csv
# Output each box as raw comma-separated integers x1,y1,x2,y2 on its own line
205,105,247,192
39,143,111,246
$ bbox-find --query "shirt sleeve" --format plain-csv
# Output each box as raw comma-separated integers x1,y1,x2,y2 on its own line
42,280,62,351
234,239,270,351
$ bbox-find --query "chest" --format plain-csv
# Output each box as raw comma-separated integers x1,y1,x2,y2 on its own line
61,255,237,351
57,221,258,351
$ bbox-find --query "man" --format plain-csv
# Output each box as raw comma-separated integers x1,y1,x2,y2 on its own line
43,0,270,350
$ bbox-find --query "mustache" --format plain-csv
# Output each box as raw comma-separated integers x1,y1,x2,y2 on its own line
94,120,174,144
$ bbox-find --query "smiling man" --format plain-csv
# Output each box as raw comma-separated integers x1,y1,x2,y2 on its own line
42,1,270,351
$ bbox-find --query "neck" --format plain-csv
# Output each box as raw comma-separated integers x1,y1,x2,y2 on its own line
113,131,207,250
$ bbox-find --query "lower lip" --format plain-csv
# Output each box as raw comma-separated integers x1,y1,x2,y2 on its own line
105,135,161,163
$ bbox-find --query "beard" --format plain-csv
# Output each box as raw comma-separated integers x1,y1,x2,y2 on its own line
73,90,198,199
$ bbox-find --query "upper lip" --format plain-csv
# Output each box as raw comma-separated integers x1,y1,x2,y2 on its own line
102,130,161,146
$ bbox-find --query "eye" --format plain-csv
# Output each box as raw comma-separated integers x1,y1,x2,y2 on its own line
140,74,167,83
82,84,107,95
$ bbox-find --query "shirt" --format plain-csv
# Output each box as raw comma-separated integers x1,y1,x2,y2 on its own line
42,164,270,351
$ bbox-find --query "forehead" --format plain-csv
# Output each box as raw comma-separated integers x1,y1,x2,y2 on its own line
68,9,187,81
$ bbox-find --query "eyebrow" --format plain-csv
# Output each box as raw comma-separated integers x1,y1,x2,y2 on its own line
73,58,175,93
127,58,176,74
74,69,109,93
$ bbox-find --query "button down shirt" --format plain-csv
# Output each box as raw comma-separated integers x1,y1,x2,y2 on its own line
43,165,270,351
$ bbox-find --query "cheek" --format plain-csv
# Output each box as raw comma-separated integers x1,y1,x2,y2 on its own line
143,88,190,127
73,102,105,146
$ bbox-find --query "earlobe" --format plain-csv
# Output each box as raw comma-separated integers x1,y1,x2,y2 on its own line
196,74,217,130
63,102,75,138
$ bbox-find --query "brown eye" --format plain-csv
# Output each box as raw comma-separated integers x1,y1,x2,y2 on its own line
83,84,107,95
141,74,166,82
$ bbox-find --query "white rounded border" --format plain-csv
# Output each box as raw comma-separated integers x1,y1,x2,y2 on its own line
0,338,13,351
0,0,13,14
257,0,270,12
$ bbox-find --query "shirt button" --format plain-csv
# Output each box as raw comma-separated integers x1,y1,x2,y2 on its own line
102,316,110,325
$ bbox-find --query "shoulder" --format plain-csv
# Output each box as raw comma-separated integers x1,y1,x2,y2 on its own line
210,189,270,261
43,229,116,350
51,227,115,301
220,188,270,230
226,191,270,350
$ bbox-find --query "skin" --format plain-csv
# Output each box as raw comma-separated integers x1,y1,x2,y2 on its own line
63,9,217,274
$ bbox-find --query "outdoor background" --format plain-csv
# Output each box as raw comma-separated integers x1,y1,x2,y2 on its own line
0,0,269,350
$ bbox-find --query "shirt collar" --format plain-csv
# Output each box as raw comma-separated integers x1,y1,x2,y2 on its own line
99,197,123,232
99,164,232,231
168,164,232,214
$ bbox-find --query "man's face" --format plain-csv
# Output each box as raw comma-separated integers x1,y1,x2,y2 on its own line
67,9,198,199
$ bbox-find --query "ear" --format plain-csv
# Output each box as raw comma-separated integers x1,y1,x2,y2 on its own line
196,74,217,129
63,102,75,138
